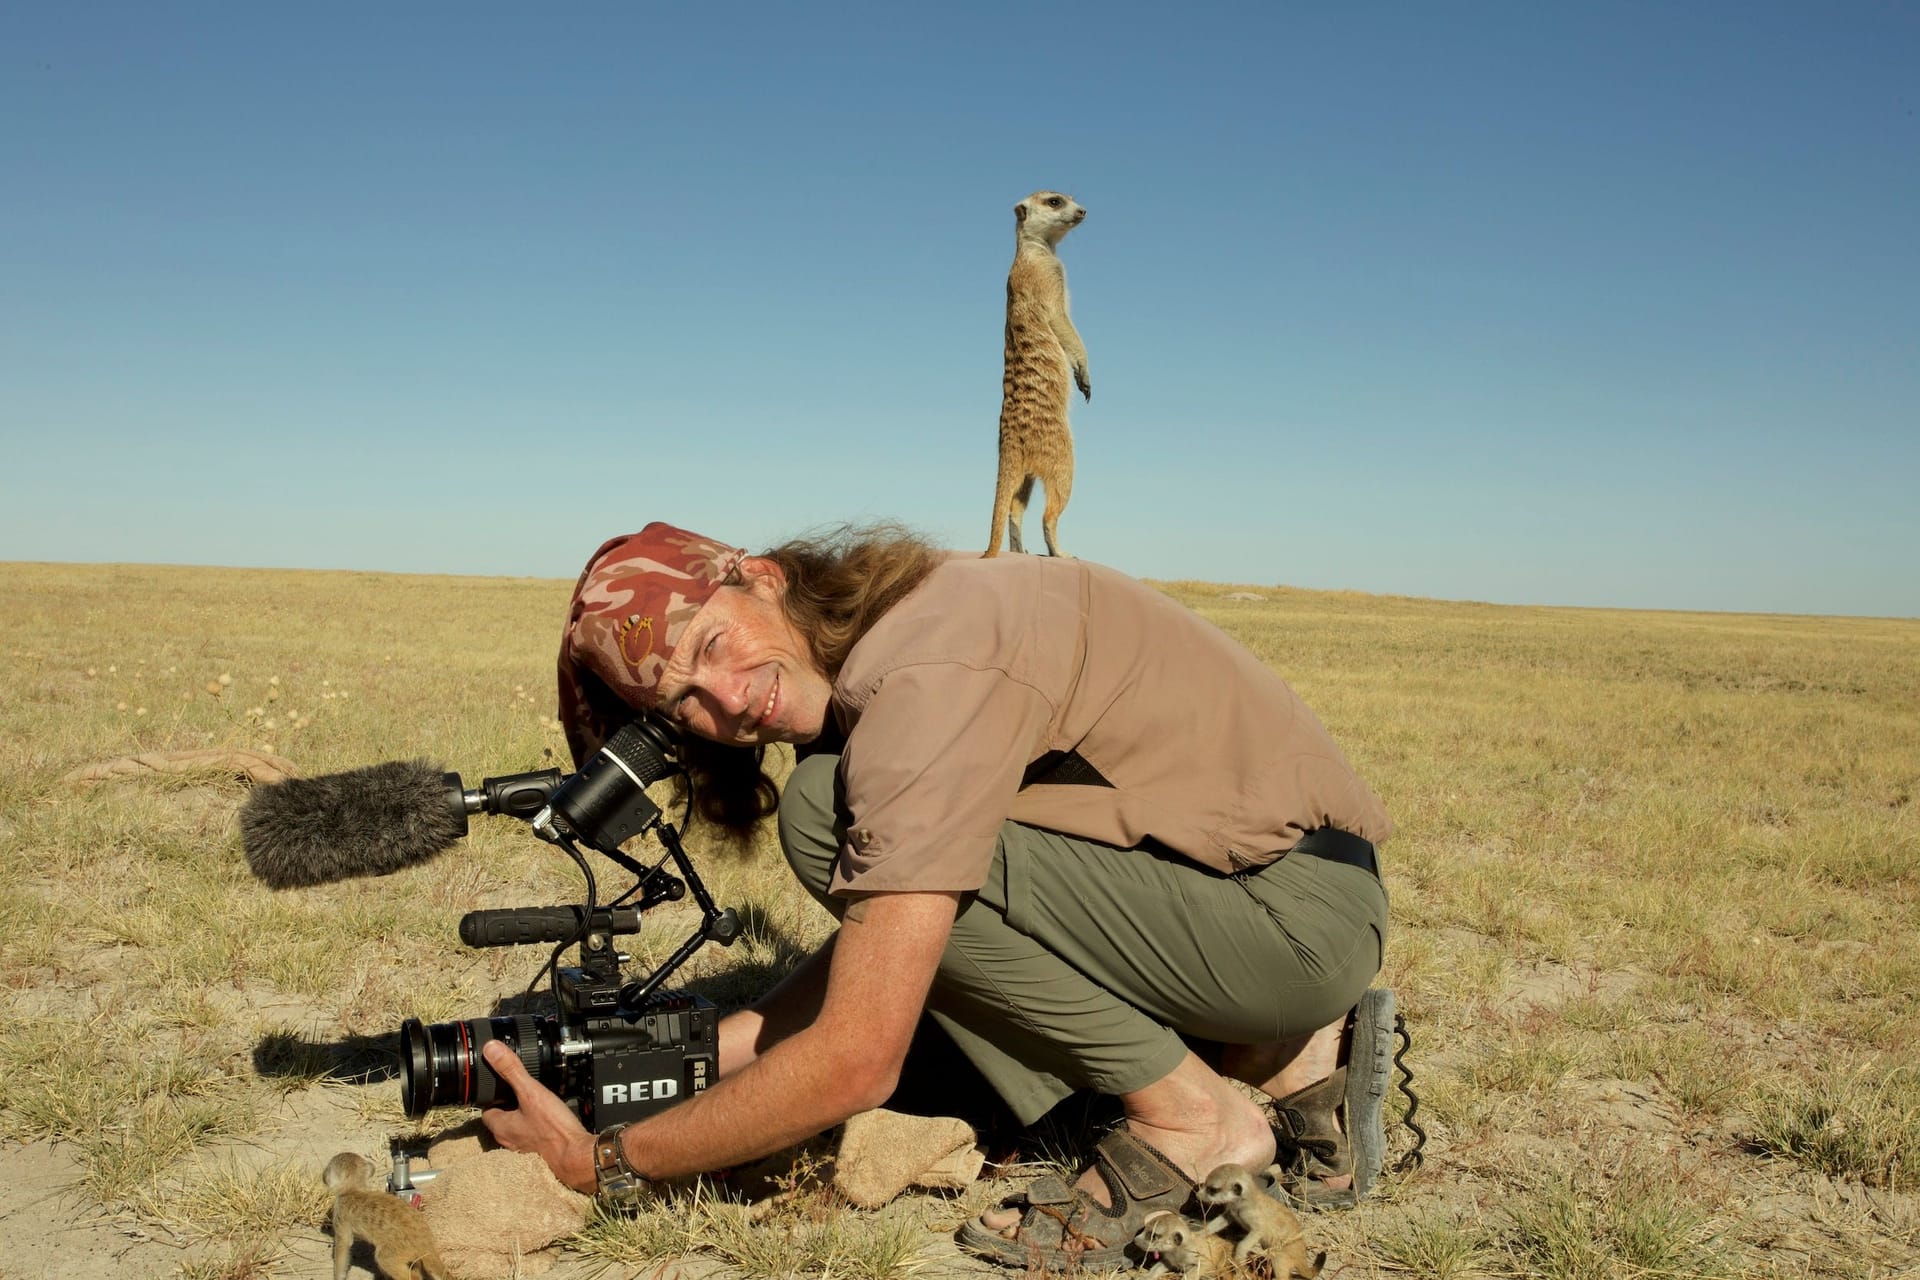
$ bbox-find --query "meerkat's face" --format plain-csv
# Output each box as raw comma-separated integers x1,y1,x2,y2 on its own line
1196,1162,1257,1207
1015,190,1086,244
1133,1211,1190,1254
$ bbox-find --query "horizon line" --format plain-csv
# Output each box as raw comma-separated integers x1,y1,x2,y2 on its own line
6,557,1915,626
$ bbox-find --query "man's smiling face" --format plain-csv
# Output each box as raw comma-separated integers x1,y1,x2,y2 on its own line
654,559,832,746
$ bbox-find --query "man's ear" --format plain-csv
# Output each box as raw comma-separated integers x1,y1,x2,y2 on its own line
736,555,787,595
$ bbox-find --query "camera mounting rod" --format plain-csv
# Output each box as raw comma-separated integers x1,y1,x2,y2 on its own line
619,819,740,1005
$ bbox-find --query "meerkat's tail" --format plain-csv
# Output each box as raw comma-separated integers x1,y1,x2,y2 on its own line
1008,475,1037,554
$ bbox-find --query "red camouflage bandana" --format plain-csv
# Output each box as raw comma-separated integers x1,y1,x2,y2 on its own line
557,522,748,766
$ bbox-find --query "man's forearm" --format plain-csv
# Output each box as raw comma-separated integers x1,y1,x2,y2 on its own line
627,1019,886,1179
624,892,959,1183
717,934,838,1076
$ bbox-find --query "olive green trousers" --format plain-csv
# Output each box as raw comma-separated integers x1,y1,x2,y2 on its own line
778,753,1389,1125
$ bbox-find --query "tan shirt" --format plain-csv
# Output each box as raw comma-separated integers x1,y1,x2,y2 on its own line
827,555,1390,896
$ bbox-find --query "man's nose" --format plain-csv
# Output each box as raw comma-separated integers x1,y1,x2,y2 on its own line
713,676,753,717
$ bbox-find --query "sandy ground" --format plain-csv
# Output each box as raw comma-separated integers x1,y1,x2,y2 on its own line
2,796,1912,1278
8,961,1918,1280
3,1096,352,1278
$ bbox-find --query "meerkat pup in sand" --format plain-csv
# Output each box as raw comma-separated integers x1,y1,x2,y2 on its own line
323,1152,448,1280
1196,1162,1326,1279
1134,1209,1241,1280
983,189,1090,559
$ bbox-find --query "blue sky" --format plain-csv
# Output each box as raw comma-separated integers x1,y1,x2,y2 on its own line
3,3,1915,617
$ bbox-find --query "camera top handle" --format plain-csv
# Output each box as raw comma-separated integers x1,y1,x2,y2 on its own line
459,905,646,948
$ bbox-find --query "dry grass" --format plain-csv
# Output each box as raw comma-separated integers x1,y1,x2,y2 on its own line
1,561,1915,1278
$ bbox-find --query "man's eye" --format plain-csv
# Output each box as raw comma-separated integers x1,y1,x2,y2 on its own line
705,633,719,657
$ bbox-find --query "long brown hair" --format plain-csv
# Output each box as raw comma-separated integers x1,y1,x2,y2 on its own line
681,522,946,836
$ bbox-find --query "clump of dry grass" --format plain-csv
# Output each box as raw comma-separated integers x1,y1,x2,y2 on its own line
172,1239,286,1280
572,1153,936,1280
1498,1159,1738,1279
569,1191,703,1265
1370,1206,1499,1278
1746,1059,1919,1191
126,1154,331,1247
697,1151,935,1280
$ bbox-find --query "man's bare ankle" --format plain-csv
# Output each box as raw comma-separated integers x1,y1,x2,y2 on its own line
1268,1035,1340,1100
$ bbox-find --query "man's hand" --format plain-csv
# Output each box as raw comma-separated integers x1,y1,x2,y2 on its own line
474,892,961,1189
478,1039,597,1194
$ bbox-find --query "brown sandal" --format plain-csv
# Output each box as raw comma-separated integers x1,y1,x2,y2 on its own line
954,1129,1196,1269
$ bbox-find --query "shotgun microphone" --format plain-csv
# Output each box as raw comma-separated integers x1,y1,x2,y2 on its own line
238,760,562,889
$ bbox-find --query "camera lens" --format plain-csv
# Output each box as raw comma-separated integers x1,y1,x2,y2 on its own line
399,1013,552,1118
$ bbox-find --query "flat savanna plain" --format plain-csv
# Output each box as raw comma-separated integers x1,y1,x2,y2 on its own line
1,561,1915,1280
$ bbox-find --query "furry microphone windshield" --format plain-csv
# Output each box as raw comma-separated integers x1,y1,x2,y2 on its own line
239,759,470,889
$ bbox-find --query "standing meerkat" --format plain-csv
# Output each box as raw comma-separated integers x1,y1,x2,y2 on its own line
983,189,1090,559
1195,1162,1326,1279
323,1152,449,1280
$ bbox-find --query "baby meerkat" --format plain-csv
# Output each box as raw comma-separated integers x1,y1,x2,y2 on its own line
1195,1162,1326,1280
323,1152,449,1280
1133,1209,1240,1280
984,189,1090,559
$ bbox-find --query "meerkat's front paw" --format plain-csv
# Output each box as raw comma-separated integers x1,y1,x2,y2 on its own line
1075,366,1092,400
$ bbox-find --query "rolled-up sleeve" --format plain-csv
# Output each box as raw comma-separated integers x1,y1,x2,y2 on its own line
831,663,1054,895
